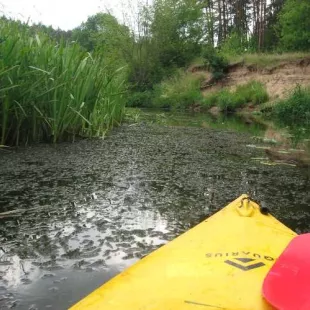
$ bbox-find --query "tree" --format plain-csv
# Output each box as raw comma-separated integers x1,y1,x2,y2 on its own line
200,0,215,46
264,0,285,50
127,0,206,91
278,0,310,51
72,13,133,64
150,0,205,67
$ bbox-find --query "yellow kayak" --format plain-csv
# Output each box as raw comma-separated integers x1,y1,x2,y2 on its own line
70,195,296,310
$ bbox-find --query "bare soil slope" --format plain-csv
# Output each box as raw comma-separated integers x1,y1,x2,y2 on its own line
196,58,310,99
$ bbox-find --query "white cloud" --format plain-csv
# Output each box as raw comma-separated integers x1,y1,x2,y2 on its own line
0,0,141,30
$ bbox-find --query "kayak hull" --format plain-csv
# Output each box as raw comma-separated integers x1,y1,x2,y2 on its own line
70,195,296,310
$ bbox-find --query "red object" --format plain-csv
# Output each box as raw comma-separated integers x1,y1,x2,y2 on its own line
263,233,310,310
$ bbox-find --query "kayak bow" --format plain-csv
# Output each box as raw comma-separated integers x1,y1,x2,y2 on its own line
70,194,296,310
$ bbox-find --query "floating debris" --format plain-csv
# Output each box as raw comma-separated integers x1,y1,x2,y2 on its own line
252,137,278,144
259,161,296,167
246,144,270,149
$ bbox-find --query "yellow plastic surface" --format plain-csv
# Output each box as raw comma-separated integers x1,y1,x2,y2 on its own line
70,195,296,310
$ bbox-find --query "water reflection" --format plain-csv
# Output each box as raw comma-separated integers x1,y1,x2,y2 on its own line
0,113,310,309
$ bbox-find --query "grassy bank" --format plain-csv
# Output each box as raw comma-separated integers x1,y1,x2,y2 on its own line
204,81,269,112
126,51,310,129
190,52,310,72
127,76,268,112
0,19,126,146
226,52,310,68
153,71,204,109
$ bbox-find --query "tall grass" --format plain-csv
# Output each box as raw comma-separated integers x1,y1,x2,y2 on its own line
0,19,126,145
203,81,269,112
153,71,203,109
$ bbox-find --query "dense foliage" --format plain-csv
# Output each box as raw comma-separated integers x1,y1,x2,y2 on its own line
72,13,133,67
203,46,229,81
278,0,310,51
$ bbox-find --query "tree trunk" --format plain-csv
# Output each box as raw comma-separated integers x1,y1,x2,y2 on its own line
218,0,223,44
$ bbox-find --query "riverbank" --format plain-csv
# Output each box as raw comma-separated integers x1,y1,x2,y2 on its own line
128,53,310,131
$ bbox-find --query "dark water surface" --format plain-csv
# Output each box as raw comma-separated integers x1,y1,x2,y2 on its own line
1,113,310,309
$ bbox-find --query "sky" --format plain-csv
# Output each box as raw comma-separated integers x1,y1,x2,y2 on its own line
0,0,140,30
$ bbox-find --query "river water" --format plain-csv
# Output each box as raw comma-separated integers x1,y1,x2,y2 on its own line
0,111,309,309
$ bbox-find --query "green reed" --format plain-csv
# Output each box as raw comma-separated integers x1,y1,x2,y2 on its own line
0,19,126,145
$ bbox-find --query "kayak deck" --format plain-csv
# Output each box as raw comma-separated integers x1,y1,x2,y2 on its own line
70,195,296,310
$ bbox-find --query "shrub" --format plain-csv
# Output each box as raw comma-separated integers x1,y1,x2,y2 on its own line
126,91,155,108
220,32,247,56
202,46,229,81
273,86,310,126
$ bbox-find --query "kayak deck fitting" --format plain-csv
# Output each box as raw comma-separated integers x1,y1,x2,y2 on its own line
70,194,296,310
